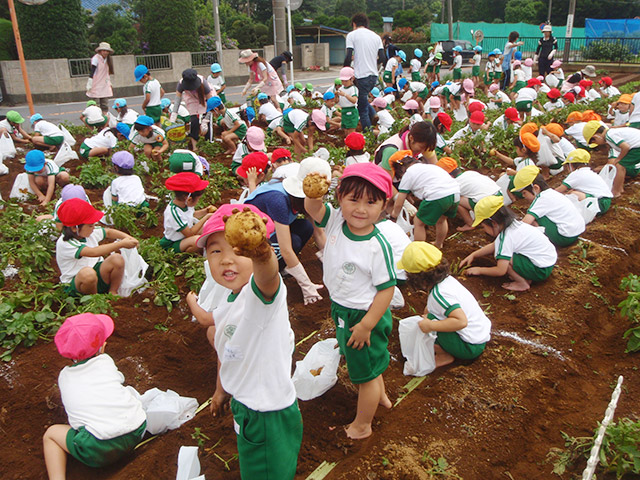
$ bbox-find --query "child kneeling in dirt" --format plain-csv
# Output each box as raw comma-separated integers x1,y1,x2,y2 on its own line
399,242,491,368
460,195,557,292
43,313,146,480
196,204,302,480
56,198,139,296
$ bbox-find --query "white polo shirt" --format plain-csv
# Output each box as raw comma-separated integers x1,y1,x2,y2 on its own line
375,218,411,281
162,201,195,241
455,171,500,202
528,189,586,238
143,78,162,107
82,105,105,123
516,87,537,103
346,27,384,78
85,128,118,150
385,57,398,72
562,167,613,199
427,275,491,344
221,108,242,129
258,102,281,122
398,163,460,201
33,159,60,177
543,100,564,111
111,175,147,206
34,120,63,138
286,109,308,131
287,91,306,106
116,109,139,125
56,227,106,283
494,220,557,268
629,92,640,123
410,58,421,73
338,85,358,108
129,125,165,145
605,127,640,151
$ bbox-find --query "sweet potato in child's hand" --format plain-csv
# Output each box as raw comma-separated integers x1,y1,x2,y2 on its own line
223,207,271,258
303,172,330,198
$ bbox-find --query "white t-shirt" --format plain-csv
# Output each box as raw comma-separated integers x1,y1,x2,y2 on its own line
427,276,491,344
162,201,195,241
111,175,147,206
375,219,411,281
514,156,534,171
286,109,308,131
129,125,165,145
383,93,396,105
516,87,537,102
398,163,460,201
345,152,371,166
606,127,640,150
58,354,146,440
82,105,105,123
629,92,640,124
455,171,500,202
453,55,462,69
213,276,296,412
318,204,397,310
543,99,564,111
338,85,358,108
232,143,250,165
436,132,448,150
521,65,532,81
34,120,63,138
259,102,281,122
513,69,526,83
565,122,587,146
601,85,620,97
117,109,139,125
221,108,242,129
472,53,481,67
143,78,162,107
287,91,306,106
492,115,509,130
494,220,557,268
56,227,106,283
85,128,118,149
562,167,613,199
206,74,225,92
385,57,398,72
528,189,586,238
409,82,427,93
346,27,384,78
558,138,576,156
33,158,60,177
410,59,421,73
321,104,336,119
609,108,629,127
587,89,601,101
376,109,395,134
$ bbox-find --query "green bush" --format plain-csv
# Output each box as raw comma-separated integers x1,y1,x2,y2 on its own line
15,0,89,60
0,18,15,61
139,0,199,54
582,40,633,63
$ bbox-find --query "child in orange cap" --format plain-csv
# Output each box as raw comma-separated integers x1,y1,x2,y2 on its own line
492,130,540,203
607,94,632,126
564,111,590,149
55,198,139,296
43,313,146,479
160,172,216,253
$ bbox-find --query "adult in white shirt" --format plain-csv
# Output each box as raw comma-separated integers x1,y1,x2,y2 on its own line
344,13,386,130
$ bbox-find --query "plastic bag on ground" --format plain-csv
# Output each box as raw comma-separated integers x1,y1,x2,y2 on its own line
0,133,16,160
292,338,341,401
230,186,250,204
197,259,229,313
59,124,76,147
102,187,113,225
117,246,149,297
390,286,405,309
566,193,599,225
53,142,78,167
536,131,557,167
176,446,203,480
599,164,616,191
399,315,437,376
0,161,8,176
9,172,34,200
137,388,198,435
496,174,513,206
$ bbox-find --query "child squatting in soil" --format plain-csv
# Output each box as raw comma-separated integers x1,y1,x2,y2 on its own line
24,150,70,207
43,313,147,480
304,162,396,440
196,204,302,480
399,242,491,368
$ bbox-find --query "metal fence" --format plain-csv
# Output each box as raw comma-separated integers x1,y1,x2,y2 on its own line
68,58,92,77
134,53,172,70
191,51,219,67
482,37,640,65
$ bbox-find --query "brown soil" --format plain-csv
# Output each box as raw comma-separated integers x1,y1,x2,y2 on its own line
2,111,640,480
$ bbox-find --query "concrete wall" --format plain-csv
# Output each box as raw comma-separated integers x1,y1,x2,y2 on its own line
0,45,279,105
299,43,330,70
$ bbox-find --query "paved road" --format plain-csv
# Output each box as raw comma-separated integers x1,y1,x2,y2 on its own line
6,72,341,126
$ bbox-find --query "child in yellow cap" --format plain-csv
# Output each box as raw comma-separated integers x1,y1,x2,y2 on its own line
556,149,613,215
583,120,640,197
398,242,491,368
460,195,557,291
512,165,585,247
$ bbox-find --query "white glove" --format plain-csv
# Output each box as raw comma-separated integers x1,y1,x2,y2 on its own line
403,199,417,216
249,87,259,97
169,112,178,123
533,55,538,63
548,50,555,60
285,263,323,305
85,77,93,92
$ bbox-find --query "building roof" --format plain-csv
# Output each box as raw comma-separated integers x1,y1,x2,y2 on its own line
295,25,349,36
382,17,394,23
82,0,120,13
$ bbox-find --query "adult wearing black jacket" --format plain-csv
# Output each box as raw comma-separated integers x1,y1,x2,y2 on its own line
535,25,558,76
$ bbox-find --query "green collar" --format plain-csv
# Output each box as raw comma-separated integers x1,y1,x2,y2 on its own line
342,221,378,241
170,201,188,212
227,291,239,302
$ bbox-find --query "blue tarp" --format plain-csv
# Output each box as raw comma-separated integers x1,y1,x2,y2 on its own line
585,18,640,38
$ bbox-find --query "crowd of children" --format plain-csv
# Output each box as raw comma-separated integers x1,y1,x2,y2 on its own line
3,36,640,480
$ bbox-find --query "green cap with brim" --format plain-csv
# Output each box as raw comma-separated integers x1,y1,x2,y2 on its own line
6,111,24,124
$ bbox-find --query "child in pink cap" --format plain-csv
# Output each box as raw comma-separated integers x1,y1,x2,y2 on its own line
230,125,266,176
304,162,396,440
43,313,146,479
337,66,359,134
187,204,302,480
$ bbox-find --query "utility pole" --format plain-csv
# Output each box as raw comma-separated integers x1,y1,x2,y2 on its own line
547,0,553,23
273,0,287,57
562,0,576,63
7,0,34,114
447,0,453,41
212,0,223,61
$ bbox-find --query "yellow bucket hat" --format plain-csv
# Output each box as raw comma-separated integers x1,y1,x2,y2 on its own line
396,241,443,273
472,195,504,227
582,120,603,148
511,165,541,192
563,148,591,164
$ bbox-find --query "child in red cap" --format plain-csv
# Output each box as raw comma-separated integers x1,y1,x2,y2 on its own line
191,205,302,479
55,198,139,296
543,88,563,112
344,132,370,166
160,172,216,253
304,162,396,440
236,151,270,192
43,313,147,479
448,110,487,145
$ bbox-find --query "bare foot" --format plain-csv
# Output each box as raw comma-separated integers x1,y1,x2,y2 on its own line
456,224,474,232
434,351,455,368
379,392,392,409
502,281,530,291
345,423,372,440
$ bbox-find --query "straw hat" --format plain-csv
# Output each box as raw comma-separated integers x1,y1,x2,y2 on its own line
95,42,114,53
238,49,258,63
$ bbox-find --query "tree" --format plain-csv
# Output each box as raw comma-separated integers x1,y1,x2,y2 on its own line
15,0,89,60
368,10,383,30
504,0,544,24
334,0,366,19
393,8,431,29
89,4,139,55
139,0,199,53
0,18,15,61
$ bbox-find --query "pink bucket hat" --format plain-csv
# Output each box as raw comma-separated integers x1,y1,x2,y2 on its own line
339,66,354,81
489,83,499,93
55,313,114,360
196,203,275,248
512,60,522,67
310,109,327,131
524,58,534,67
403,99,419,110
551,60,562,69
245,126,266,151
340,163,393,199
372,97,387,108
462,78,474,93
428,96,441,108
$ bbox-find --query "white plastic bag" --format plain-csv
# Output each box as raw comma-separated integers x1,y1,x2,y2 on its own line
138,388,198,435
292,338,340,401
390,286,405,310
496,174,513,206
453,103,468,122
53,142,78,168
197,260,229,313
396,206,413,238
106,112,117,129
566,193,599,225
536,131,557,168
599,164,617,191
0,133,16,160
399,315,437,376
101,187,114,225
0,161,8,175
230,186,250,204
117,247,149,297
59,124,76,147
9,172,34,200
176,446,203,480
545,73,559,88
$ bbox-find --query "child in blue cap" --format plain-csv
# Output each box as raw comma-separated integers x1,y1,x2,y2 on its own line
471,45,482,87
322,91,341,130
206,63,226,103
206,96,248,154
24,150,70,206
30,114,65,152
112,98,139,127
410,48,423,82
450,46,463,81
129,115,168,161
134,65,164,124
78,123,130,159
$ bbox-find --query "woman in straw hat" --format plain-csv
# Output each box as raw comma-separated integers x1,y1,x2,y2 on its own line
239,49,284,109
86,42,114,113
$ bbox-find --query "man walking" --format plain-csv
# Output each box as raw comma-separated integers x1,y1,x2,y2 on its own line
344,13,386,130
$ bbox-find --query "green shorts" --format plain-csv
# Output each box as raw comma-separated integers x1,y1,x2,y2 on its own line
87,116,108,129
426,65,434,73
511,253,553,282
507,175,524,199
484,73,492,85
416,194,459,226
341,106,359,129
66,421,146,468
65,261,109,297
443,88,451,101
472,66,480,77
418,89,429,99
44,135,64,146
234,123,248,141
79,141,91,158
383,71,393,83
230,399,302,480
436,331,485,360
230,160,241,175
512,80,527,93
159,236,183,253
516,100,532,113
535,216,579,247
453,68,462,80
629,122,640,129
435,66,441,74
412,72,421,82
620,148,640,177
597,197,612,215
331,301,392,384
145,105,162,123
